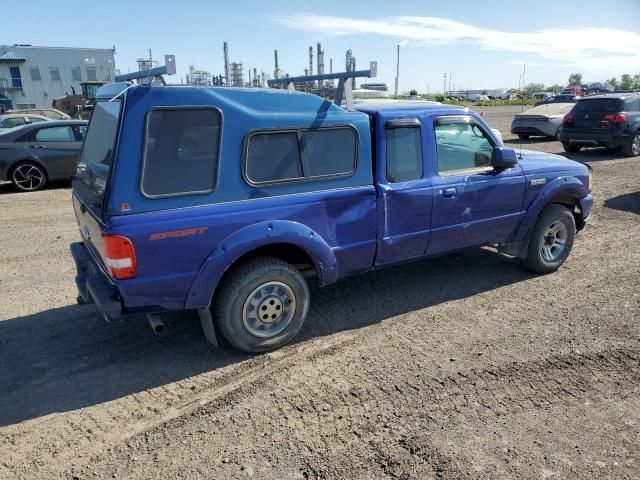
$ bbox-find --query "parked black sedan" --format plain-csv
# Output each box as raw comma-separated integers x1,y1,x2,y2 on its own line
0,120,87,191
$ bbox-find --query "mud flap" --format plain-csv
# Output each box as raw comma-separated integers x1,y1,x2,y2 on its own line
198,308,218,348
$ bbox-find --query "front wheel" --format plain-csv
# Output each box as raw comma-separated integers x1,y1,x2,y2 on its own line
214,257,310,353
562,142,581,153
522,204,576,274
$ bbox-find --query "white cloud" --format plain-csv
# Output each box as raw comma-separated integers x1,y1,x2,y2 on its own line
272,13,640,73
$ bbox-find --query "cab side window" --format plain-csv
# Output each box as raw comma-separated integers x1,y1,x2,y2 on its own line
386,126,422,182
435,119,494,173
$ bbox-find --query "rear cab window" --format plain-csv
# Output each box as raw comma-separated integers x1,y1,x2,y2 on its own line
385,119,423,182
75,100,122,212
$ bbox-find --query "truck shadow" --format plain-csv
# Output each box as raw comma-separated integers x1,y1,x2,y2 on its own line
560,148,625,163
604,191,640,215
0,248,534,427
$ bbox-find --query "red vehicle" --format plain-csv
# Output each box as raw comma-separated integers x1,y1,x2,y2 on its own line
562,86,585,97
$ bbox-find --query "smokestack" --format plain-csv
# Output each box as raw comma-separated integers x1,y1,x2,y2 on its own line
274,50,279,80
223,41,230,85
247,69,251,87
317,42,324,88
253,67,257,87
308,46,313,76
330,58,333,74
395,44,400,97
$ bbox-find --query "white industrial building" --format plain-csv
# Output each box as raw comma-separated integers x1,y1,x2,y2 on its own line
0,44,116,109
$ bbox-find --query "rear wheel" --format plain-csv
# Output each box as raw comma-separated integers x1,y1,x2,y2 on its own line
214,257,310,353
522,204,576,274
11,162,47,192
621,131,640,157
517,133,530,140
562,142,581,153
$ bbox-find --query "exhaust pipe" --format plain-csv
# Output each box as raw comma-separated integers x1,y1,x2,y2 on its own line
147,313,165,335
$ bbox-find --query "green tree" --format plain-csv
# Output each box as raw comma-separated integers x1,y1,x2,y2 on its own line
619,74,633,90
547,84,563,93
522,82,545,95
409,89,418,96
568,73,583,86
608,77,619,90
633,74,640,89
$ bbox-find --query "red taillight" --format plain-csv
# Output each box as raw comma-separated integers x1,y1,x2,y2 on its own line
563,113,574,124
602,113,627,123
103,234,137,279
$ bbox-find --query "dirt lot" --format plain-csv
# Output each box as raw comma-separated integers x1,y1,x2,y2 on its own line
1,105,639,479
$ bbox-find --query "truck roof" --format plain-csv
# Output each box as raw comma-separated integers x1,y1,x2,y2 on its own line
98,83,352,116
354,100,470,116
97,83,470,118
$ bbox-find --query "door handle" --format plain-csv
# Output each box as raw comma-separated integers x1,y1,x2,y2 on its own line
442,187,457,198
31,144,47,149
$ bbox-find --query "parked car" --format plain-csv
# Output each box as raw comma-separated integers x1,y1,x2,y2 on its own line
559,92,640,156
531,92,553,100
511,103,575,139
0,120,87,191
70,83,592,353
0,113,49,131
11,108,70,120
534,94,581,107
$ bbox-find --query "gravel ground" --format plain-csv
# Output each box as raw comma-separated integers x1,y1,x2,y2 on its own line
0,105,639,479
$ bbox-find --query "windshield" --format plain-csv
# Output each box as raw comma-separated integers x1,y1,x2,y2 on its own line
75,100,121,211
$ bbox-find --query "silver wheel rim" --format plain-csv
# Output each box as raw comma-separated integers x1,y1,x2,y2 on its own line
540,221,568,262
13,164,45,191
242,281,296,338
632,135,640,156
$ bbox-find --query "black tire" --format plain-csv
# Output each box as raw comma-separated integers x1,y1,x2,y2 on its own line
517,133,530,140
620,131,640,157
562,142,581,153
522,204,576,274
214,256,310,353
10,161,47,192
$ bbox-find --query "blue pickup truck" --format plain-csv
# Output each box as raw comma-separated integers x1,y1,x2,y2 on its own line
71,83,592,352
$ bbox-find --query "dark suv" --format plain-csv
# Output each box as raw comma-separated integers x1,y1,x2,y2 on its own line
559,92,640,156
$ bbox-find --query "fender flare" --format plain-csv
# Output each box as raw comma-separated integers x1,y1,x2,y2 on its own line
184,220,338,309
513,176,585,242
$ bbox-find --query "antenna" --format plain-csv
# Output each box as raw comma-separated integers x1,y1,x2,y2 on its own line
518,64,526,159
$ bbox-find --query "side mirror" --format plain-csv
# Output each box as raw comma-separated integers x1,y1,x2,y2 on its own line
491,147,518,169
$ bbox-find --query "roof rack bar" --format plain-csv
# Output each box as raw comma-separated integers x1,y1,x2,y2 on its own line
267,61,377,108
115,55,176,84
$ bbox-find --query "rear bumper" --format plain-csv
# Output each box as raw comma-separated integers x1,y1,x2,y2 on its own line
559,130,629,147
511,122,557,137
70,241,122,321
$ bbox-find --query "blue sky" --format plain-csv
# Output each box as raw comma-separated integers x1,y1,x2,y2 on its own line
5,0,640,92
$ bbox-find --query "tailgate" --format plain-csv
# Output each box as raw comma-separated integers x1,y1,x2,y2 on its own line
72,192,108,273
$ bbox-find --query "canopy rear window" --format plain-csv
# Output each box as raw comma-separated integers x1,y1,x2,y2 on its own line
75,100,121,211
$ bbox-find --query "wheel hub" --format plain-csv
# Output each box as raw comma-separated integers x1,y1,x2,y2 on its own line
540,221,568,262
242,281,296,338
258,296,284,323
